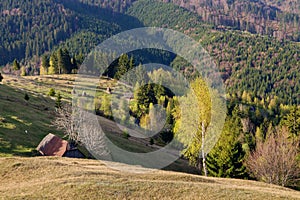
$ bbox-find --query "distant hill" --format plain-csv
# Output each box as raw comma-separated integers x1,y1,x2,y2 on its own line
0,0,141,66
158,0,300,41
127,0,300,104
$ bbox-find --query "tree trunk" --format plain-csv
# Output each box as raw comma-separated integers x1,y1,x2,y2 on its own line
201,121,208,177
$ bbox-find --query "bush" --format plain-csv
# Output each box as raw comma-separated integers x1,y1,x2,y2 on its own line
48,88,56,97
24,93,29,101
123,131,130,139
55,92,62,108
150,138,154,145
245,127,300,187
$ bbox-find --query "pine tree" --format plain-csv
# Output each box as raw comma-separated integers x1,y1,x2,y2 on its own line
280,105,300,139
114,54,130,79
57,48,72,74
24,93,30,101
55,92,62,108
206,114,247,178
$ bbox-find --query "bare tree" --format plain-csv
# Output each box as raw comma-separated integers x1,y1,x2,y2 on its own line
52,104,81,142
246,126,300,187
52,104,109,157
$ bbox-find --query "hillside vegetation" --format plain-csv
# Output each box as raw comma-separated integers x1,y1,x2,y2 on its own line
0,0,141,66
0,157,300,199
128,0,300,104
0,82,59,157
1,0,299,104
158,0,300,41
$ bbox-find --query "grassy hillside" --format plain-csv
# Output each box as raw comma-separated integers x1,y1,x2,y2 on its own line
0,74,199,174
0,82,61,157
0,157,299,199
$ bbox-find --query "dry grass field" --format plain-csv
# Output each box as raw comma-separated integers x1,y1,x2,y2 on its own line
0,157,300,200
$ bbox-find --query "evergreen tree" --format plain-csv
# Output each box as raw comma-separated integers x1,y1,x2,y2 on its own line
57,48,72,74
24,93,30,101
55,92,62,108
115,54,129,79
206,114,247,178
48,88,56,97
280,105,300,139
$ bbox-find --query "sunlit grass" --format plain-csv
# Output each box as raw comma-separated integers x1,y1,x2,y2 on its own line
0,157,299,199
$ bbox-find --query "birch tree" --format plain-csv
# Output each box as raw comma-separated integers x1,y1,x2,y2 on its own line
174,78,212,176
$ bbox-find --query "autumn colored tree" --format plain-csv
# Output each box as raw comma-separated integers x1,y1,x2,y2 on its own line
246,127,300,187
174,78,212,176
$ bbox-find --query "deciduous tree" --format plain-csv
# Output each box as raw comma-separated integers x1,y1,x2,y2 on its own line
246,127,300,187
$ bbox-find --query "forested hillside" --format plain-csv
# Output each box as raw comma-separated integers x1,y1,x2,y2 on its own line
158,0,300,41
1,0,299,109
0,0,140,66
128,0,300,105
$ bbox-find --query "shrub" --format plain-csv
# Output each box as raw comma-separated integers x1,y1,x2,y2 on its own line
48,88,56,97
245,127,300,187
24,93,29,101
150,138,154,145
123,131,130,139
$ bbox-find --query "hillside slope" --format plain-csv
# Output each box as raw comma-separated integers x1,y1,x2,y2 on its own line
127,0,300,104
0,82,60,157
0,157,300,199
0,0,141,66
158,0,300,41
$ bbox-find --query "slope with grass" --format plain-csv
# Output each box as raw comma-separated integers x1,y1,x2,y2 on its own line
0,74,200,174
0,81,62,157
0,157,300,199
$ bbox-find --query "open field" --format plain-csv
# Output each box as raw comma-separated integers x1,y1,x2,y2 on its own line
0,157,300,200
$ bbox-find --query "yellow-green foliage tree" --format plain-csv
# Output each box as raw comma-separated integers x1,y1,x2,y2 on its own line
48,53,58,75
174,78,212,176
101,94,112,117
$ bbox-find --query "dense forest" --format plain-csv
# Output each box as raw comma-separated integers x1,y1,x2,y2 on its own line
128,0,300,105
158,0,300,41
0,0,141,66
